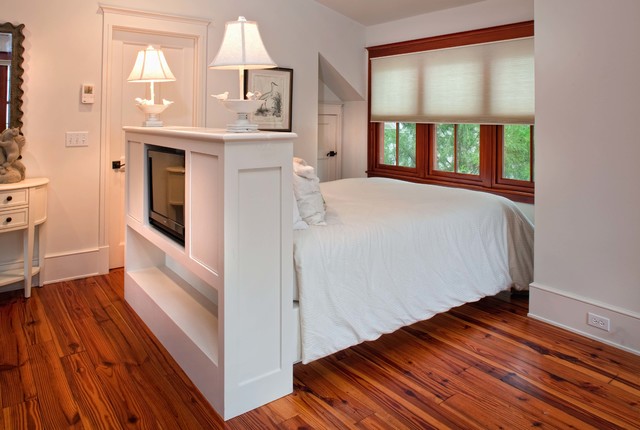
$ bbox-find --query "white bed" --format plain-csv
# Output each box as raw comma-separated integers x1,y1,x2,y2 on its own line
293,177,534,364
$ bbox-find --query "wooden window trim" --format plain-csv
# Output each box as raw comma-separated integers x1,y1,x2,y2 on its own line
370,122,422,178
494,125,535,192
369,122,534,203
367,21,534,60
426,124,489,185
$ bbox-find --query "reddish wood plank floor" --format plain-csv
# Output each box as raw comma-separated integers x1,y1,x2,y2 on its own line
1,269,638,429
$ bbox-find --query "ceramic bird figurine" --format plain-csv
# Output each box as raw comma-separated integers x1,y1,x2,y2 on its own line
135,97,153,105
212,92,229,101
246,91,262,101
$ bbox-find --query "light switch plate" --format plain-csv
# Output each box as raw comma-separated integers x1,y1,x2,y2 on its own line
65,131,88,147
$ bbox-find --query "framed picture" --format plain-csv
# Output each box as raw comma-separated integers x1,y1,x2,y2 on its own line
244,67,293,131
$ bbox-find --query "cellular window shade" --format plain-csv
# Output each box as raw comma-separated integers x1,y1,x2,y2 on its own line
370,37,534,124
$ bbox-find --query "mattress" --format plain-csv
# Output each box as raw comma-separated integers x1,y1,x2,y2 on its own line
293,178,534,363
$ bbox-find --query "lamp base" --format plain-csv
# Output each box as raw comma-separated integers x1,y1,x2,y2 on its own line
220,99,262,133
136,103,170,127
226,123,259,132
226,112,259,132
143,114,164,127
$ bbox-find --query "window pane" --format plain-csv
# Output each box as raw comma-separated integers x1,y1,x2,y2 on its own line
435,124,454,172
435,124,478,175
380,122,416,167
503,125,531,181
457,124,480,175
397,123,416,167
382,122,397,165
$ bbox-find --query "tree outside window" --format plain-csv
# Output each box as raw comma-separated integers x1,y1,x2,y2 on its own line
382,122,416,168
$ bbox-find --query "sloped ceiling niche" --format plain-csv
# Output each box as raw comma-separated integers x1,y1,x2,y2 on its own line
317,54,367,180
318,54,364,103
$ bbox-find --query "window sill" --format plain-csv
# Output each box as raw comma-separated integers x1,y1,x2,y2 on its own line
367,169,534,204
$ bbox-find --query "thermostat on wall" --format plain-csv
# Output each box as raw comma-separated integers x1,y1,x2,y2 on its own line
81,84,95,104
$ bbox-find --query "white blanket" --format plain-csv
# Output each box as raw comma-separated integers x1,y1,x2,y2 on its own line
293,178,534,363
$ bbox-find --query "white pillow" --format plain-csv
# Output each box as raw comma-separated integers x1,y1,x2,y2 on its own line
293,191,309,230
292,158,326,225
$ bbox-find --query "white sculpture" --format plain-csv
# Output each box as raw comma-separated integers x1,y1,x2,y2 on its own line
0,127,26,184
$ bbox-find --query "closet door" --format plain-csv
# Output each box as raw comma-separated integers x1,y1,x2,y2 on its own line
317,103,343,182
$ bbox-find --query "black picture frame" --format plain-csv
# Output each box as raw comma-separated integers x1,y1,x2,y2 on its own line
243,67,293,132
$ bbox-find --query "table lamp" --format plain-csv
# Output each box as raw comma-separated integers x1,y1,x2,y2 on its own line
128,45,176,127
209,16,276,132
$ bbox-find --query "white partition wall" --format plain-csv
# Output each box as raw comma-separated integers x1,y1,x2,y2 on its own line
123,126,296,419
530,0,640,356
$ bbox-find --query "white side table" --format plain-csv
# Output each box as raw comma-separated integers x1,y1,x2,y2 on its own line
0,178,49,298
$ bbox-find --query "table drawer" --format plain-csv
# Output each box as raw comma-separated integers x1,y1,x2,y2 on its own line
0,189,28,208
0,208,28,230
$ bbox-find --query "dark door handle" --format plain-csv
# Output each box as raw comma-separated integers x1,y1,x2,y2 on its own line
327,151,337,157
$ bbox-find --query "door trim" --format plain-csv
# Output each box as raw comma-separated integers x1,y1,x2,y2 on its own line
99,6,209,272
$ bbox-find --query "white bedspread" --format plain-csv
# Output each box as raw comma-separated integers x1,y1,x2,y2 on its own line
293,178,534,363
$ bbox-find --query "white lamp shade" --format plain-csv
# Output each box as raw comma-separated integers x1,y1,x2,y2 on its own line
128,45,176,82
209,16,276,70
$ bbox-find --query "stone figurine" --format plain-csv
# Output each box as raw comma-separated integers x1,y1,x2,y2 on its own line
0,127,27,184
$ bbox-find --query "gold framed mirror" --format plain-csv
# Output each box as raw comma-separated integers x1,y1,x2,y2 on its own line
0,22,25,130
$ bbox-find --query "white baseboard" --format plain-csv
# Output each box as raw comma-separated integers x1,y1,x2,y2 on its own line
42,247,110,284
529,283,640,356
98,245,110,274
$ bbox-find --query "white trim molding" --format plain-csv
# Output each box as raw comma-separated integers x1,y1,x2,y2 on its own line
99,5,211,26
529,282,640,356
42,248,105,284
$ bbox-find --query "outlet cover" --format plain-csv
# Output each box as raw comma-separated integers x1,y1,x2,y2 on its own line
587,312,611,332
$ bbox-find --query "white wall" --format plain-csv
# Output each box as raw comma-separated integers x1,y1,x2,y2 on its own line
1,0,366,282
530,0,640,354
341,101,368,179
365,0,534,46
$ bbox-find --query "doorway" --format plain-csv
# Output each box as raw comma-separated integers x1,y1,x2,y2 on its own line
316,103,343,182
100,6,208,270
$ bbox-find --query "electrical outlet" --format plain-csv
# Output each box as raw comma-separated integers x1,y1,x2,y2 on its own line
587,312,610,332
65,131,89,147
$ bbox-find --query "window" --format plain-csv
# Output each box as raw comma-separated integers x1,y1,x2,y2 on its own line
434,124,480,175
381,122,416,168
500,124,534,182
367,22,535,203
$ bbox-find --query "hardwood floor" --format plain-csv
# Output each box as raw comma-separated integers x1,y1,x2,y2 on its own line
1,270,638,429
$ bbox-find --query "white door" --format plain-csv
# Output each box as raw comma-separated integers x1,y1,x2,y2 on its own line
102,7,208,270
317,104,343,182
107,33,196,269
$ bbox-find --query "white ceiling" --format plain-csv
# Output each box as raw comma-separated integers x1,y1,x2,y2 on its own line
312,0,484,26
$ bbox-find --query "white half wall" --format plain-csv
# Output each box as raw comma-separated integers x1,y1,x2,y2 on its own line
532,0,640,354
